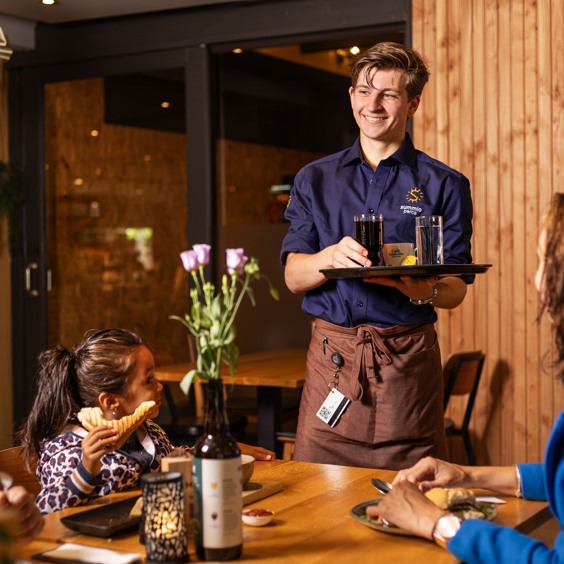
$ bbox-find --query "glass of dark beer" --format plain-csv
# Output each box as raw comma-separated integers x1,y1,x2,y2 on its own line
353,213,384,266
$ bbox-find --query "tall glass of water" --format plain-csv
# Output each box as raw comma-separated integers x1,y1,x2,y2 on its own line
415,215,443,265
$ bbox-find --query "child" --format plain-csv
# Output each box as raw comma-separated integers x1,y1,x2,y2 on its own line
18,328,275,514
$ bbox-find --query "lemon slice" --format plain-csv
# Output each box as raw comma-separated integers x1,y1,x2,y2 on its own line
401,255,417,266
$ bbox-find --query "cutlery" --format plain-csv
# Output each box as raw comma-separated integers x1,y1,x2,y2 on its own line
371,478,392,495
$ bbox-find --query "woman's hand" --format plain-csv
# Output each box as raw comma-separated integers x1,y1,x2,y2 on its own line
366,480,446,539
238,442,275,461
393,456,467,492
81,426,118,476
0,485,44,544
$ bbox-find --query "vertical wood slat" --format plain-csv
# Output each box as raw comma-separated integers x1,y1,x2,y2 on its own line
413,0,563,465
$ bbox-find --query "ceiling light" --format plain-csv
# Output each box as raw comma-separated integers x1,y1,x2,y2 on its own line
349,46,360,55
41,0,57,5
161,101,170,109
232,48,243,54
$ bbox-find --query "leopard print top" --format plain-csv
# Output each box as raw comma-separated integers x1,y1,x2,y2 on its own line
36,419,191,514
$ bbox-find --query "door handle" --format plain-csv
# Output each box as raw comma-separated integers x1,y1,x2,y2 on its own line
25,262,39,297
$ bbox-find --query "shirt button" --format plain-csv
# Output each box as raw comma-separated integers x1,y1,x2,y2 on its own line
357,300,364,307
368,208,374,213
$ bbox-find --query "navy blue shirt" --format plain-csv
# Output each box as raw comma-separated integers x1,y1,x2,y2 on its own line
281,134,474,328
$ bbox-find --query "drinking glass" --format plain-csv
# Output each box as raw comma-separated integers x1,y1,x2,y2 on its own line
353,213,384,266
415,215,444,265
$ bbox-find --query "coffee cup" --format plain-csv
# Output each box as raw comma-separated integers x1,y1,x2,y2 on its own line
382,243,415,266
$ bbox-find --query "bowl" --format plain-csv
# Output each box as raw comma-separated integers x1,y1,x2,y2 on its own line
241,454,255,486
242,508,274,527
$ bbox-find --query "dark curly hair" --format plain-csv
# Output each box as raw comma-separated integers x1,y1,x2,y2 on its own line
19,328,145,470
539,192,564,381
349,42,430,100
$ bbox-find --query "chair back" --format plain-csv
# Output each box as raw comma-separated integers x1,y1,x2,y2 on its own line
0,446,40,497
443,351,485,419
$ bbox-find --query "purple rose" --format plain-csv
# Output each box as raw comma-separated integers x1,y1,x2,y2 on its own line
226,248,249,275
180,250,199,272
193,244,211,266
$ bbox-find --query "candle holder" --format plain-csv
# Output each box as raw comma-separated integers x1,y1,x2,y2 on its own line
141,472,189,563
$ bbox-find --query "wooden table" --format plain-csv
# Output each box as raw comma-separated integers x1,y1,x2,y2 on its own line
19,460,552,564
155,348,308,453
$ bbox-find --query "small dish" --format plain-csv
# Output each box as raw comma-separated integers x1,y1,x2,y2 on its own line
242,508,274,527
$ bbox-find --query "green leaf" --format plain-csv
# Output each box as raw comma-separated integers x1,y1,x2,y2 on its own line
179,370,198,395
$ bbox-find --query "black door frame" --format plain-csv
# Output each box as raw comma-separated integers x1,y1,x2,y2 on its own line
7,0,411,425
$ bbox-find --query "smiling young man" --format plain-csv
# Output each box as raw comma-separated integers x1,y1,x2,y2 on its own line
281,42,474,469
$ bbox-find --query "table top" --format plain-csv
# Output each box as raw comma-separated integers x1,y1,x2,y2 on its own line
154,347,308,388
20,460,551,564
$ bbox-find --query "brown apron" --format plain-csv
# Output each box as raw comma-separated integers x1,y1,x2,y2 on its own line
292,318,448,469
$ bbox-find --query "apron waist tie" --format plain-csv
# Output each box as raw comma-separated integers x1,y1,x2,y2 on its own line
351,325,393,401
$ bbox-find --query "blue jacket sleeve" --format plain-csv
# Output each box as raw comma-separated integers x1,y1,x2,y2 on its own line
521,462,548,501
448,519,562,563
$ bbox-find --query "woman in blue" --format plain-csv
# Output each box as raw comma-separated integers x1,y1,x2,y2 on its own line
368,192,564,562
281,42,474,468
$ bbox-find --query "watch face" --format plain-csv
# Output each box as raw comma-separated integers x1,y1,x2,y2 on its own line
436,514,462,539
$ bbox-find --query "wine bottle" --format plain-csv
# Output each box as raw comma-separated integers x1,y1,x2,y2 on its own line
192,378,242,561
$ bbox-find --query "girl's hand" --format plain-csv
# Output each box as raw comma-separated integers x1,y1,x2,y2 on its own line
81,426,118,476
238,442,275,461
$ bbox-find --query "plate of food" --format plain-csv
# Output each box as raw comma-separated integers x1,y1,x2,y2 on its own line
351,487,497,535
321,264,492,279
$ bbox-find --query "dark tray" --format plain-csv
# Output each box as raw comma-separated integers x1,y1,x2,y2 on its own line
61,496,141,538
320,263,492,279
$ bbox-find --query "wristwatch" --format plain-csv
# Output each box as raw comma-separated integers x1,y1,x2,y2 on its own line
432,514,463,549
410,285,438,306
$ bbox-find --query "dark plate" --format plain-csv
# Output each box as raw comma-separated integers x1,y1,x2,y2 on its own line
321,263,492,279
351,498,497,536
350,499,411,536
61,496,141,538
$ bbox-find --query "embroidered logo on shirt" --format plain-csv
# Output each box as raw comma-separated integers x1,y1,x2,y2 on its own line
406,187,423,203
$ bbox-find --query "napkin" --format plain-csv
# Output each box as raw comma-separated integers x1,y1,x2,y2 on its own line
38,543,142,564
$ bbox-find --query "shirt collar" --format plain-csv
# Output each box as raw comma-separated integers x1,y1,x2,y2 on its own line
387,132,418,169
346,133,418,170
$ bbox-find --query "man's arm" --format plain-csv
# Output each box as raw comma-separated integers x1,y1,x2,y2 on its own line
364,275,467,309
285,236,370,293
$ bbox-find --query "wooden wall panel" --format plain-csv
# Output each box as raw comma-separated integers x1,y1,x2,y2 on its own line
413,0,563,465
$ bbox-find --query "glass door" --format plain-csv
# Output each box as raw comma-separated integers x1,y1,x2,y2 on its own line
44,71,190,364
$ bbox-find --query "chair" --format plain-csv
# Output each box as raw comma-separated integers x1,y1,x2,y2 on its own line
442,351,486,466
0,446,40,497
276,431,296,460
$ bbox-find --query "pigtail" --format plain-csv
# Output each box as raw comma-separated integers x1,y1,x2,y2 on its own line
19,345,79,471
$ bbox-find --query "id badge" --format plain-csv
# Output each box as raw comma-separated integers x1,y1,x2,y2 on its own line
316,388,351,427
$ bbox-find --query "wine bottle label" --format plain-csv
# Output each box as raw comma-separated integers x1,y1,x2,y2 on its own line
193,457,243,549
